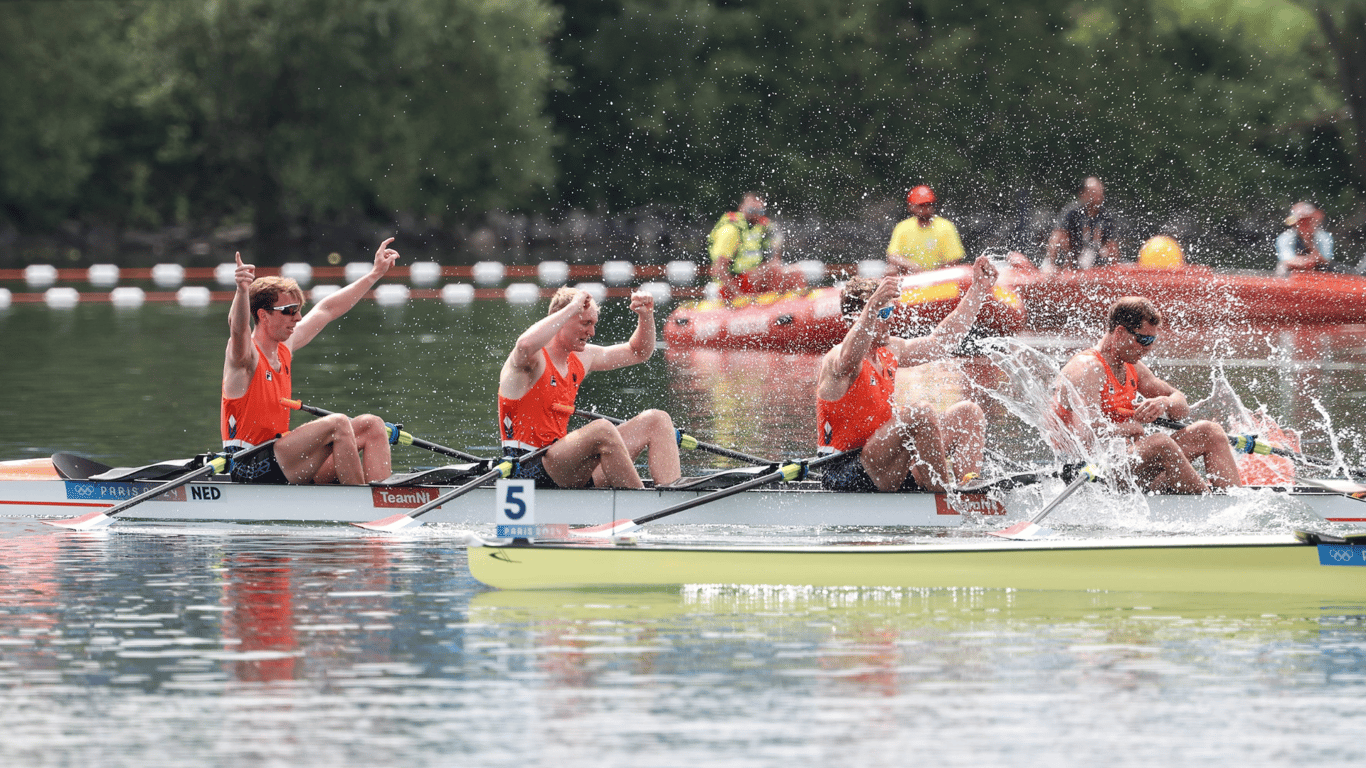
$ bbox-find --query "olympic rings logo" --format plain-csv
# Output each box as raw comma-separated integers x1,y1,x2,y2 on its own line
1329,548,1357,563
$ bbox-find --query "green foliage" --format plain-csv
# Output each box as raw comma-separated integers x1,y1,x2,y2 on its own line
551,0,1347,227
125,0,560,237
0,2,130,228
0,0,559,236
0,0,1356,247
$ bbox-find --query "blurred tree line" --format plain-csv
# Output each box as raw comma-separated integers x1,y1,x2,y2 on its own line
0,0,1357,259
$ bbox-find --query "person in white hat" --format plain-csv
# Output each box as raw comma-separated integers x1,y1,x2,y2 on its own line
1275,202,1333,276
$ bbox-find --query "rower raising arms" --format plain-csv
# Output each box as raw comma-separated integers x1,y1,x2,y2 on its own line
1054,297,1241,493
498,287,681,489
814,255,997,493
223,239,399,485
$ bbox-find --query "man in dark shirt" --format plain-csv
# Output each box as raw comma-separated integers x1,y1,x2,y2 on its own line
1043,176,1119,272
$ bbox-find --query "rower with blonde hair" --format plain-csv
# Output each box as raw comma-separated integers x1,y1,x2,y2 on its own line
497,286,681,488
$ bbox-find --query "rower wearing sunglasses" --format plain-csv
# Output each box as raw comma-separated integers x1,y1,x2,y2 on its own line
1053,296,1241,493
220,239,400,485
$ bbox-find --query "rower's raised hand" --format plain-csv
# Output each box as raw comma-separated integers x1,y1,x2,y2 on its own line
972,254,998,287
629,290,655,316
234,252,255,291
869,274,901,317
372,237,399,277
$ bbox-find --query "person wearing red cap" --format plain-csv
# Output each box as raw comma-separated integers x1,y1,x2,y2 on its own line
885,185,966,273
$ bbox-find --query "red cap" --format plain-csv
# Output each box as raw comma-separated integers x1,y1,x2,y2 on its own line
907,185,935,205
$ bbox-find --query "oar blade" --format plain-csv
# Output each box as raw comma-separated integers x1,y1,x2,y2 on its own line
987,521,1055,540
570,519,639,538
43,509,116,530
351,512,425,532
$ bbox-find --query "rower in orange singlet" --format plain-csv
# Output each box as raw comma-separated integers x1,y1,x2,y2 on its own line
222,240,399,485
814,256,997,493
497,287,681,489
1054,296,1241,493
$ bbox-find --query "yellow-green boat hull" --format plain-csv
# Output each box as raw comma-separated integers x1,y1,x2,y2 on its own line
468,535,1366,597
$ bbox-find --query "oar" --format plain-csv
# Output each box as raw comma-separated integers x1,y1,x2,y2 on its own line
1153,416,1356,477
988,463,1100,540
45,440,278,530
282,398,484,463
571,449,860,538
354,444,553,532
574,409,773,466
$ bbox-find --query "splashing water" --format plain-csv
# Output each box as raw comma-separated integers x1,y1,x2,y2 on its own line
961,338,1351,537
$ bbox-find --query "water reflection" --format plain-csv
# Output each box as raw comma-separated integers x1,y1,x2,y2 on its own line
0,522,1363,766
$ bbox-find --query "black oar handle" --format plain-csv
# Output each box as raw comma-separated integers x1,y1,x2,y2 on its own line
283,399,485,463
407,444,553,521
631,448,861,527
574,409,773,466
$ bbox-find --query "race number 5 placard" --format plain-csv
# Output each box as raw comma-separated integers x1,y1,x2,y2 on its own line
495,478,535,538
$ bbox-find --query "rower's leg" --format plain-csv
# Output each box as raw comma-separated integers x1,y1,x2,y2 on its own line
544,420,644,489
611,409,682,486
1173,420,1241,488
276,414,366,485
860,401,950,492
350,414,393,483
1133,433,1208,494
940,400,985,482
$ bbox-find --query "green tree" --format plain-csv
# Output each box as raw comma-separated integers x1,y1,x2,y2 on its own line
127,0,560,240
0,2,130,229
550,0,1343,237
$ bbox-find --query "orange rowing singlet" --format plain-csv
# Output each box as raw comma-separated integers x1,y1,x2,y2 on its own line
498,349,585,452
1055,348,1137,427
816,346,897,452
222,342,292,450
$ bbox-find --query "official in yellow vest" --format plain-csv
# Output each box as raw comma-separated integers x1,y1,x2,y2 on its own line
708,192,806,301
886,185,966,273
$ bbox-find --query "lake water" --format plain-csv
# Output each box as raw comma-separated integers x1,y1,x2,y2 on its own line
2,297,1365,765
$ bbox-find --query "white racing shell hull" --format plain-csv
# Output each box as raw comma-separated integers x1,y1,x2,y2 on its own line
2,469,1366,529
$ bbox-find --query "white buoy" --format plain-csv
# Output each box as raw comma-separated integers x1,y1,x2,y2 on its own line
345,262,371,284
505,282,541,305
109,286,146,308
601,260,635,286
0,288,12,309
24,264,57,289
441,283,475,305
574,282,607,304
87,264,120,288
638,281,671,304
473,261,505,286
537,260,570,286
703,282,721,303
311,284,341,302
373,284,410,306
214,263,237,286
176,286,212,307
665,260,697,285
151,263,186,288
857,259,887,279
409,261,442,287
281,262,314,285
44,287,80,309
797,259,826,284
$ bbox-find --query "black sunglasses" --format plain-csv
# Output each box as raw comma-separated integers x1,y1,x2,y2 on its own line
271,303,302,316
1123,326,1156,347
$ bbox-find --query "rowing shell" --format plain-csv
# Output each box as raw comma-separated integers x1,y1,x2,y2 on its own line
466,534,1366,597
3,455,1366,528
